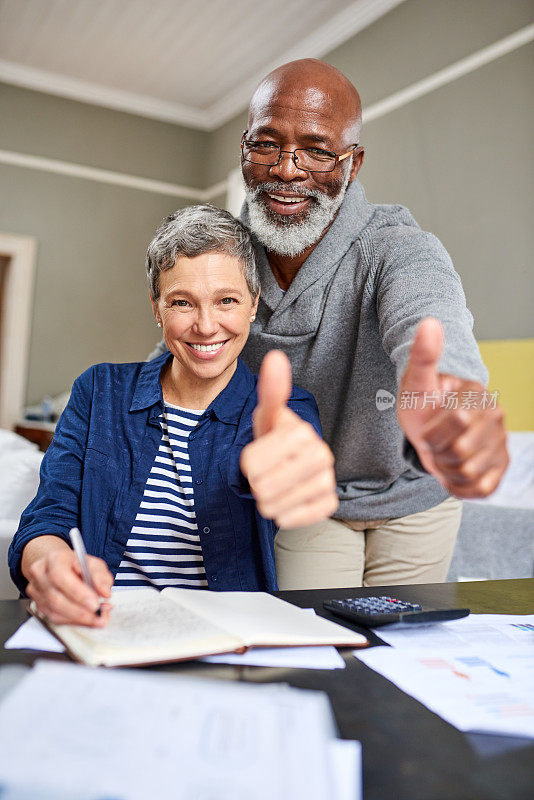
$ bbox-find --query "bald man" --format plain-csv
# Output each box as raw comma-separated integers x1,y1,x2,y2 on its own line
150,59,508,589
237,59,508,589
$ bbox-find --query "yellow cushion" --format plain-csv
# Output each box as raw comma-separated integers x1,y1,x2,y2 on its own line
477,339,534,431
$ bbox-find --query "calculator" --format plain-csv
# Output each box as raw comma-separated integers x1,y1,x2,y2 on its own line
322,596,470,629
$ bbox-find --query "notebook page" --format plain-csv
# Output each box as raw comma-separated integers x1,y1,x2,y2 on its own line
163,589,367,647
51,588,242,665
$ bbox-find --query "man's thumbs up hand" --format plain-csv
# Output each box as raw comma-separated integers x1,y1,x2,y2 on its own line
398,317,509,498
240,350,338,529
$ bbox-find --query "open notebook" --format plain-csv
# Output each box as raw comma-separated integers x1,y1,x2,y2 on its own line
33,588,368,667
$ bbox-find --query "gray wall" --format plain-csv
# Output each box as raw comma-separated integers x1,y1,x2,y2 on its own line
0,82,207,187
0,84,207,403
324,0,534,341
205,111,247,187
1,0,532,404
357,44,533,341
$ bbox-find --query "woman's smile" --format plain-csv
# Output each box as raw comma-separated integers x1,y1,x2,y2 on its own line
186,339,230,358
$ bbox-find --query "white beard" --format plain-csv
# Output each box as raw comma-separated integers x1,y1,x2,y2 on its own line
243,164,352,257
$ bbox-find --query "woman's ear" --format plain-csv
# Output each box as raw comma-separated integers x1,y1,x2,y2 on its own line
250,294,259,321
149,290,162,327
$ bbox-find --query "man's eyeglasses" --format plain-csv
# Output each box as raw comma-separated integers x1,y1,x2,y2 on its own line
241,131,359,174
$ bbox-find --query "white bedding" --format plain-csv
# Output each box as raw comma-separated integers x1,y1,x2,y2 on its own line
471,432,534,510
0,429,43,520
0,429,44,598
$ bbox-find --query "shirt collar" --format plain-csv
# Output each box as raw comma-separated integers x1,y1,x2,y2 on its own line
130,352,170,412
206,358,255,423
130,352,255,425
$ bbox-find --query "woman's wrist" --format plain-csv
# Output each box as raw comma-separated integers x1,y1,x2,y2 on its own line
21,535,71,582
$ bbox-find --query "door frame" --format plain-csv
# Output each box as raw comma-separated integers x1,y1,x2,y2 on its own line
0,232,37,429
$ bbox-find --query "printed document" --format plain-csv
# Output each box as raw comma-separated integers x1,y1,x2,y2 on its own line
373,614,534,650
0,660,356,799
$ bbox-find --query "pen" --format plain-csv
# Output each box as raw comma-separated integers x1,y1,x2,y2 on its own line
69,526,102,616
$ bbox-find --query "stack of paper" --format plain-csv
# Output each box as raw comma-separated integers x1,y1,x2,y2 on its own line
0,660,361,800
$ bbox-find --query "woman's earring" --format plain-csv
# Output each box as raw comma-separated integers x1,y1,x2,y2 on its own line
157,322,162,328
250,315,256,322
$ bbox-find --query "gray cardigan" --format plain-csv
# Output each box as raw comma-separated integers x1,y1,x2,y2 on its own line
240,179,488,521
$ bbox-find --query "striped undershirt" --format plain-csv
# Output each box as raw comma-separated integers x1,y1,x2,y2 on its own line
114,402,208,589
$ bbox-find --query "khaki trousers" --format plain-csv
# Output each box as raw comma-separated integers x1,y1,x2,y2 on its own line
274,496,463,590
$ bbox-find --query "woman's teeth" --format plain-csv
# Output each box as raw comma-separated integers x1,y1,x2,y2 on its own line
189,342,226,352
268,194,307,204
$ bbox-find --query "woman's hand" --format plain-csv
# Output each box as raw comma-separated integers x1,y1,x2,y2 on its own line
240,351,338,528
22,535,113,627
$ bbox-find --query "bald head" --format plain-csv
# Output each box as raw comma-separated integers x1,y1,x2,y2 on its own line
242,59,365,261
249,58,362,144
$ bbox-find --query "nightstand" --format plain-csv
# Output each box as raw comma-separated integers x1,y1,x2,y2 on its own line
14,421,56,452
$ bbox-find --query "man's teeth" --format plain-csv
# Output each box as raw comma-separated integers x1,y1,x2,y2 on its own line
268,194,307,204
190,342,225,352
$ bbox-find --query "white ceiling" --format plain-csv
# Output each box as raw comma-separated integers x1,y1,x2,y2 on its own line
0,0,403,129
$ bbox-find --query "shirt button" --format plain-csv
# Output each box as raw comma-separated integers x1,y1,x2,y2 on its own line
211,574,218,582
195,479,203,485
190,434,195,441
203,526,210,534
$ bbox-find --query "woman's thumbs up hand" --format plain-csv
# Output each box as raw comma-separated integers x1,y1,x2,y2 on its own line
240,351,338,528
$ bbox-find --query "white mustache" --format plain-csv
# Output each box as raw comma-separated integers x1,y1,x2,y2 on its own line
251,183,322,202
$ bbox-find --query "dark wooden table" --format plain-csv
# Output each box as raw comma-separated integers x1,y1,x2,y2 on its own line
1,579,533,800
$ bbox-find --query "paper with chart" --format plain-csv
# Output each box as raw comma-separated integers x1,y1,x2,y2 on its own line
356,645,534,738
373,614,534,650
0,660,351,800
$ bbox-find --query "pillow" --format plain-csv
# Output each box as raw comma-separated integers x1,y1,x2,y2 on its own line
0,447,43,521
0,428,39,454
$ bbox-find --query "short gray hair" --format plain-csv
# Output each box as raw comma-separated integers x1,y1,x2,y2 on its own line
146,204,259,301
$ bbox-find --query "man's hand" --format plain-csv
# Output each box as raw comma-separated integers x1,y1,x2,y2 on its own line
397,317,509,498
240,350,338,528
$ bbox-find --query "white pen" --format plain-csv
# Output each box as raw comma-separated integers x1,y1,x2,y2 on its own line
69,527,102,616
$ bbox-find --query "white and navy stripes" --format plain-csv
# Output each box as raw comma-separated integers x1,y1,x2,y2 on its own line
114,403,208,589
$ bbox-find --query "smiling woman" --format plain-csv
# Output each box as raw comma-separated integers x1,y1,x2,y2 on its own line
146,207,259,408
8,205,336,626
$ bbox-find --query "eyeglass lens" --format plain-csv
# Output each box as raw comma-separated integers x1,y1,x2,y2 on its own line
242,142,336,172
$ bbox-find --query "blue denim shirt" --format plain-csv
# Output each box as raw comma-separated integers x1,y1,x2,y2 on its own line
9,354,321,594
